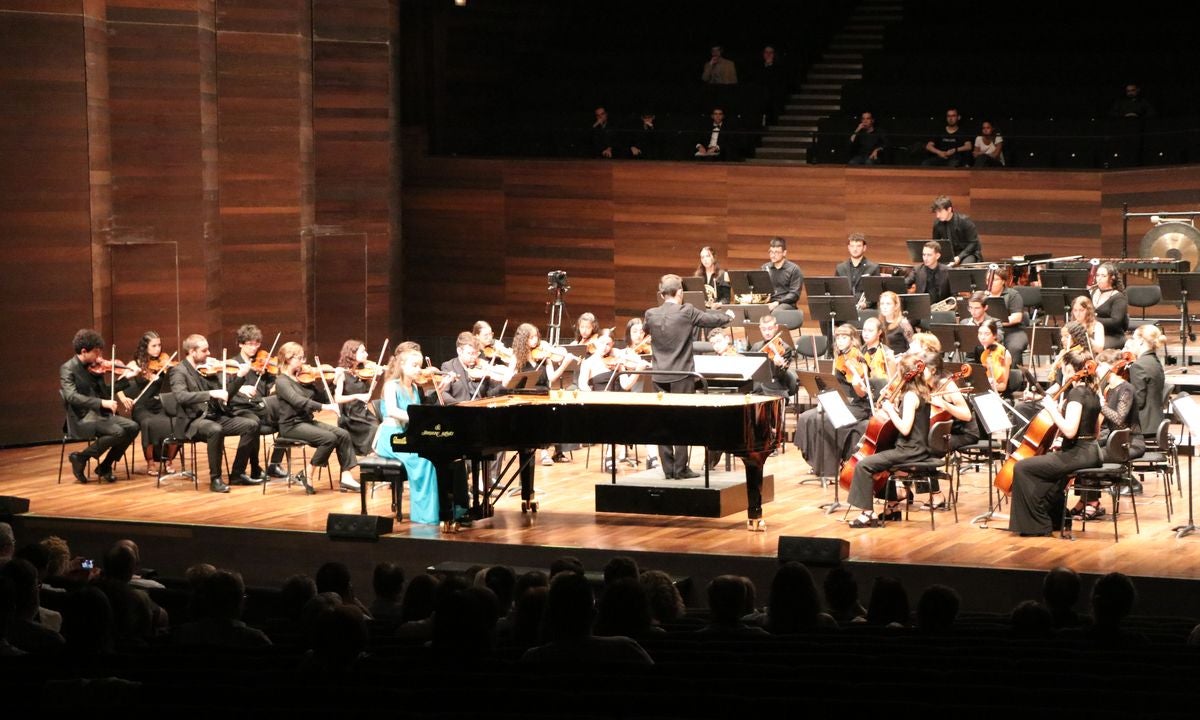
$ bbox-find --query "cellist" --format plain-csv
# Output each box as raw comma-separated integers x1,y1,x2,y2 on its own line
1008,350,1102,537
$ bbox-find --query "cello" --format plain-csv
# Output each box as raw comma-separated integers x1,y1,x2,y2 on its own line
994,360,1096,494
838,359,926,493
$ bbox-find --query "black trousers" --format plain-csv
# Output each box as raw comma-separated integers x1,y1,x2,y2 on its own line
188,415,259,480
229,396,285,474
279,420,358,471
654,377,695,477
77,415,139,470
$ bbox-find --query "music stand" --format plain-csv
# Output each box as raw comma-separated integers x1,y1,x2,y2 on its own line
807,295,859,339
859,275,908,306
1159,272,1200,370
968,390,1015,528
813,389,859,511
1170,392,1199,539
949,268,990,295
965,363,990,395
907,239,953,262
729,269,773,298
1038,288,1087,320
984,297,1010,322
738,304,772,324
681,277,706,292
504,370,542,392
681,290,707,308
804,276,852,298
900,293,932,330
1040,269,1089,289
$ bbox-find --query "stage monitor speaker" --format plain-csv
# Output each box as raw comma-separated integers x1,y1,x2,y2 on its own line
0,496,30,517
777,536,849,568
326,513,394,541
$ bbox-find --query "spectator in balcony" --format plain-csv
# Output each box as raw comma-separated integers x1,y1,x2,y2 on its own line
973,120,1005,167
701,45,737,85
848,112,886,165
695,107,737,160
592,106,615,158
754,45,788,125
923,108,973,167
1109,83,1156,120
629,111,659,159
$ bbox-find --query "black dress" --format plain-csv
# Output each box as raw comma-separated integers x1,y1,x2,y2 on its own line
127,372,174,460
702,271,731,304
882,319,912,355
1099,381,1145,459
1009,386,1102,535
847,395,931,511
795,373,870,479
1091,290,1128,350
337,371,380,455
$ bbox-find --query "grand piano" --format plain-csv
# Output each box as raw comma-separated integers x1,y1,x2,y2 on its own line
404,391,786,521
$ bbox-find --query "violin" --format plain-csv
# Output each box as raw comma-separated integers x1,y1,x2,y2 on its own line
250,349,280,376
981,344,1009,392
145,352,178,374
931,364,972,424
995,360,1097,494
763,333,794,365
530,342,575,364
833,347,868,386
629,335,653,356
1104,351,1135,383
351,360,383,380
464,362,509,383
197,358,241,377
415,367,455,385
482,343,515,365
88,357,133,376
295,363,337,384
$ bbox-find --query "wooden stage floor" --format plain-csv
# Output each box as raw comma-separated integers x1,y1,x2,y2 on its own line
5,420,1200,584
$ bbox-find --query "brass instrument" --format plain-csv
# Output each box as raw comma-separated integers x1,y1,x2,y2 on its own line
931,295,960,313
736,292,772,305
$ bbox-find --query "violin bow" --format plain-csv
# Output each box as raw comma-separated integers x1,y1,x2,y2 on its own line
314,355,340,416
425,356,448,406
110,344,117,404
252,332,282,393
366,338,390,399
471,322,510,402
131,351,178,406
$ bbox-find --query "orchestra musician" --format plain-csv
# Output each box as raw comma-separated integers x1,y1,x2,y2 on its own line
1070,349,1145,520
977,319,1013,395
750,314,799,398
922,346,973,509
227,324,287,484
334,339,382,457
60,328,140,484
904,241,953,305
696,246,732,305
577,329,647,472
644,273,735,482
1013,321,1093,432
168,334,261,493
795,324,874,479
762,237,804,312
835,232,880,303
1091,262,1129,350
847,354,933,528
1127,324,1165,449
373,347,442,524
708,327,738,356
859,317,895,379
1008,349,1102,537
273,341,361,494
962,291,992,327
573,313,599,346
878,290,914,355
930,195,983,266
1069,296,1106,354
987,270,1028,363
622,317,662,470
511,322,575,466
121,330,180,475
442,331,506,402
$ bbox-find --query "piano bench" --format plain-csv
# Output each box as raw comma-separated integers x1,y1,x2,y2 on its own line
357,457,407,519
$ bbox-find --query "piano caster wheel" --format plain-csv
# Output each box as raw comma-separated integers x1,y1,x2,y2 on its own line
747,518,766,533
440,520,460,534
521,498,539,514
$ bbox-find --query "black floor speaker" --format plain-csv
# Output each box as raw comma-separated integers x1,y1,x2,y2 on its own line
0,496,30,517
326,513,394,540
777,536,849,567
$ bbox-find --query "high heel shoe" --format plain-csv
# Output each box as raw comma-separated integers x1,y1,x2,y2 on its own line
849,511,878,528
746,518,766,532
294,470,316,496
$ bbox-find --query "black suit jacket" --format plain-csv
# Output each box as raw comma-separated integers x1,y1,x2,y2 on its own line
440,357,500,404
60,357,126,423
169,361,252,434
932,212,983,263
1129,351,1165,435
905,263,952,304
835,257,880,297
644,300,730,383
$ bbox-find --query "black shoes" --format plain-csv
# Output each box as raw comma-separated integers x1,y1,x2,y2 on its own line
69,452,88,484
210,477,230,493
96,468,117,483
230,473,264,486
266,463,288,478
676,468,701,480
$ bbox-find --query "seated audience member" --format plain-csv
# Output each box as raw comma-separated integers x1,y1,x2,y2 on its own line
916,584,961,634
14,543,62,631
823,566,867,625
173,569,271,649
315,561,371,618
701,45,737,85
696,575,770,638
1109,82,1156,120
432,582,499,659
303,604,368,676
640,570,687,628
94,542,168,648
1009,600,1054,639
629,111,660,159
1042,566,1086,629
370,562,405,622
695,107,737,160
550,556,585,579
0,577,24,657
848,111,886,165
764,562,837,634
973,120,1005,167
923,108,972,167
479,565,518,624
1060,572,1148,648
603,556,640,586
395,573,440,641
865,576,910,628
521,570,653,665
511,585,549,649
0,521,13,562
592,106,615,159
60,586,115,656
116,538,165,590
594,578,658,640
267,574,318,639
0,559,65,654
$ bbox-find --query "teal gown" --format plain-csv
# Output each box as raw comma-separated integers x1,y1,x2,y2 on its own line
374,380,440,524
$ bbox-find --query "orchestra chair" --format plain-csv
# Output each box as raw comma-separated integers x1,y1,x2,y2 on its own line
793,337,828,370
156,393,202,490
773,309,804,330
1125,285,1162,331
884,418,954,530
1130,419,1177,520
263,434,334,494
57,391,132,484
1062,427,1138,542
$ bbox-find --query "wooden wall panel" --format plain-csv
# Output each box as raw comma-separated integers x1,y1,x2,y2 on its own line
1102,165,1200,260
0,10,93,445
971,171,1102,261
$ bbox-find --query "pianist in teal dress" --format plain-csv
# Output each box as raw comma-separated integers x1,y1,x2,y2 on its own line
373,349,441,525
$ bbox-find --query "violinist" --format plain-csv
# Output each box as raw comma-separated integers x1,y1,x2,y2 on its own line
512,322,574,465
847,354,934,528
1069,349,1144,520
878,290,914,355
573,312,599,346
60,328,140,484
577,330,645,472
626,318,652,356
859,317,895,380
1090,262,1129,350
1008,350,1102,537
274,341,359,494
121,330,180,474
1127,323,1165,449
474,321,514,366
695,245,732,305
1012,321,1092,434
1069,296,1106,354
924,350,975,509
987,270,1028,363
373,347,442,525
441,332,506,403
977,319,1013,395
750,314,798,398
796,324,872,480
227,324,287,484
334,339,381,455
168,334,261,493
708,327,738,356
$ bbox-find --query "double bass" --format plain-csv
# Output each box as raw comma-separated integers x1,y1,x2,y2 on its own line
838,359,926,493
993,361,1096,494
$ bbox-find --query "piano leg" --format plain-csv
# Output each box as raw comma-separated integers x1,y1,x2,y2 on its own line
519,448,538,513
740,450,770,531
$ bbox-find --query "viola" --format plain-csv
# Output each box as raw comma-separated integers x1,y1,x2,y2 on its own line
351,360,383,380
145,352,178,374
250,349,280,376
295,363,337,385
834,348,868,385
530,342,575,364
839,359,927,493
981,344,1008,393
197,358,241,377
482,343,515,365
88,357,133,376
994,360,1097,494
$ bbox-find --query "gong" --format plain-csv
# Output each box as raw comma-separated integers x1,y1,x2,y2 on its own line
1140,220,1200,270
